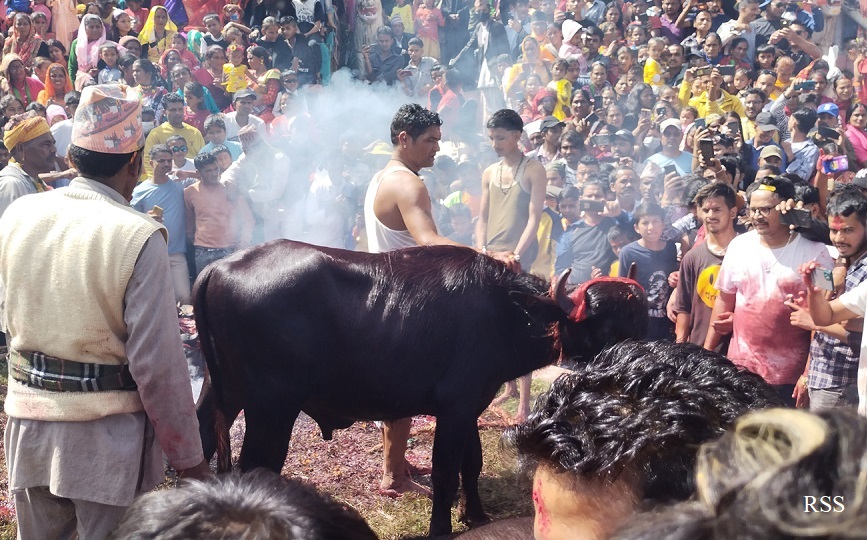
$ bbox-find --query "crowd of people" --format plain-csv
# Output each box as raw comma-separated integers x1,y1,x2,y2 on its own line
0,0,866,536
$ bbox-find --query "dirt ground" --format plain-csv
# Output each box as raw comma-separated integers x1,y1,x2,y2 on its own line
0,363,565,539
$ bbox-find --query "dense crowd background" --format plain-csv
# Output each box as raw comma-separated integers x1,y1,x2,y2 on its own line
0,0,867,535
0,0,861,407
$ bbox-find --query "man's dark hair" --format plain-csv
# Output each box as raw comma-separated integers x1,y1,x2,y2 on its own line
118,53,136,70
694,182,736,209
717,154,745,181
486,109,524,132
64,91,81,106
25,102,46,115
449,202,472,220
559,129,585,150
408,37,423,48
149,144,171,159
193,152,217,170
827,184,867,226
108,469,378,539
505,341,781,505
614,409,867,540
389,103,442,145
376,25,394,38
163,92,185,106
577,155,599,168
211,144,231,157
749,173,794,203
443,68,462,90
166,134,186,146
577,179,608,198
741,87,766,103
681,176,708,209
606,224,627,242
204,115,227,133
632,202,665,224
205,46,226,60
279,15,297,25
560,185,581,201
793,181,819,206
791,107,817,135
756,43,777,57
67,144,137,178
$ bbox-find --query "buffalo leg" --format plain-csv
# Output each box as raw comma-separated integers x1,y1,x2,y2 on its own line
239,400,300,473
459,424,489,527
429,415,473,536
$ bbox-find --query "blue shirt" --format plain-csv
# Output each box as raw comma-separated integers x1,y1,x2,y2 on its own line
131,180,187,255
646,151,693,176
200,140,242,161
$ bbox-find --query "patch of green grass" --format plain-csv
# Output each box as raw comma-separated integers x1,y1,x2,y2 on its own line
497,378,551,417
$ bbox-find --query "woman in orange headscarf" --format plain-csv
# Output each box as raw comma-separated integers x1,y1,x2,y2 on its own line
37,63,73,107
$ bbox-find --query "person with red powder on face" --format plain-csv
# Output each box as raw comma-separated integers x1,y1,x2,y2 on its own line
500,340,780,540
704,175,834,406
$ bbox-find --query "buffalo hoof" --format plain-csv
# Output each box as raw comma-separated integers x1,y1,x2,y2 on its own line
458,511,492,529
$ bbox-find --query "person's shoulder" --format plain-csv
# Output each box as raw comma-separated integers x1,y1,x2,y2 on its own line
620,240,642,256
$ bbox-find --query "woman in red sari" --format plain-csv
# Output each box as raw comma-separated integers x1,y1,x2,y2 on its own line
1,54,45,108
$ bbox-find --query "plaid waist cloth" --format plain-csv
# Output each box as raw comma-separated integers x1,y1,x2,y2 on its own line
9,349,137,392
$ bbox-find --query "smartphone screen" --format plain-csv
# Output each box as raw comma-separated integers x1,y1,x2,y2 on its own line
780,208,812,228
718,65,735,76
694,118,706,129
585,112,599,125
663,164,678,175
640,108,652,120
811,266,834,291
579,199,606,213
699,138,714,162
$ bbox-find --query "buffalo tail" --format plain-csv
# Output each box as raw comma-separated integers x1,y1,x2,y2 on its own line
192,264,232,473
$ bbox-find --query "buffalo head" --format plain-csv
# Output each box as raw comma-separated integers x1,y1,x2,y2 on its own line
552,265,648,362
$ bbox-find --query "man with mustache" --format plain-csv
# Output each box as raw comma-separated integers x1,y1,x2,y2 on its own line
704,175,833,406
675,183,738,349
787,185,867,410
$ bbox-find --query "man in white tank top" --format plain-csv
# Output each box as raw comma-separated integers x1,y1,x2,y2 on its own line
365,104,518,497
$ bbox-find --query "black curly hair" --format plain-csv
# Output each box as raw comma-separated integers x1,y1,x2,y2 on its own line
389,103,442,145
504,340,782,503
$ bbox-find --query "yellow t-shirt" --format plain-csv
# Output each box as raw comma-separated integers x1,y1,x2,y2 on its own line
644,57,664,88
390,4,414,33
223,63,248,93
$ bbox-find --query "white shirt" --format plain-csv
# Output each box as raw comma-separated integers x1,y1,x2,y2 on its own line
838,282,867,416
223,111,266,140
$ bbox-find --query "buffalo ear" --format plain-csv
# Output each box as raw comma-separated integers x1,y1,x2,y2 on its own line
508,291,565,322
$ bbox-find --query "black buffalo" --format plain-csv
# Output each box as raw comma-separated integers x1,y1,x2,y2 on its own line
193,241,647,536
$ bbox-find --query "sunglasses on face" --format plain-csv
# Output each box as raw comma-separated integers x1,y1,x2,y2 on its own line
284,78,298,83
171,146,188,153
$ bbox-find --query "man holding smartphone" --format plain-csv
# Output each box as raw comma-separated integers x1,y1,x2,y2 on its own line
646,119,693,175
789,185,867,411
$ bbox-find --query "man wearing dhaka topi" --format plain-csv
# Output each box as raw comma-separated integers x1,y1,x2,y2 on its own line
0,84,211,538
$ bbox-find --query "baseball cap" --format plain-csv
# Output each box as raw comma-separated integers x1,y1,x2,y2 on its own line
755,111,778,132
540,116,566,131
854,169,867,189
233,89,257,102
817,103,839,117
612,129,635,144
759,145,783,160
546,185,562,198
659,118,682,133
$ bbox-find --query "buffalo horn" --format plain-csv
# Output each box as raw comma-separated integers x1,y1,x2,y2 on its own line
554,269,574,314
627,262,638,281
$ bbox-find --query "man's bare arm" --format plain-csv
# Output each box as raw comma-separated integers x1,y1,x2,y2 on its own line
704,290,736,351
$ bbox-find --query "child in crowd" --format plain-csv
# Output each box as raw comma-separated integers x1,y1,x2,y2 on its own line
619,202,679,341
446,203,473,245
414,0,444,61
168,135,198,181
644,37,666,91
125,0,149,32
97,42,123,84
142,106,157,137
389,0,415,33
199,114,242,161
183,81,210,133
605,225,631,277
223,43,248,93
171,33,200,70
